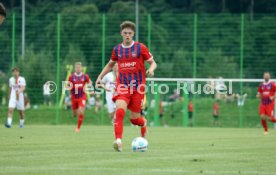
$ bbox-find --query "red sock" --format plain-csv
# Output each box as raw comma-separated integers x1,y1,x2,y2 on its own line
130,117,147,137
77,114,84,129
261,119,268,132
114,108,125,139
268,116,276,123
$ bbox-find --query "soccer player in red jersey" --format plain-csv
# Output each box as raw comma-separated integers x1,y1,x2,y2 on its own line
212,101,221,127
96,21,157,152
67,62,92,132
256,72,276,135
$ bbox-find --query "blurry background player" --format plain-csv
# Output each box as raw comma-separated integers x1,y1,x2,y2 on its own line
94,94,102,113
140,95,147,121
99,63,118,121
43,81,51,106
5,67,26,128
256,72,276,135
67,62,92,132
96,21,157,152
188,99,193,127
0,3,6,25
212,100,221,127
159,97,168,127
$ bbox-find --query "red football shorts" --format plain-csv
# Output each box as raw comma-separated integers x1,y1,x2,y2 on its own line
112,86,145,113
259,103,274,117
71,98,86,110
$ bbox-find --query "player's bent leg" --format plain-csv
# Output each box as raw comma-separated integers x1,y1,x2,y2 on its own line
113,100,127,152
267,107,276,123
130,112,147,138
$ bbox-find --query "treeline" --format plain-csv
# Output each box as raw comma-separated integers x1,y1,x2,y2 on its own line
1,1,276,104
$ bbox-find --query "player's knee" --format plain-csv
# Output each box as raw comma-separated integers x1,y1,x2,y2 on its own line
8,108,14,114
260,115,266,119
130,112,140,119
115,108,125,119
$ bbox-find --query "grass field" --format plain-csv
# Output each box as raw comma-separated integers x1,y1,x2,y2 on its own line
0,97,265,128
1,125,276,175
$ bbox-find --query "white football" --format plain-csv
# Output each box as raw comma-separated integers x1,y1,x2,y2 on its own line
131,137,148,152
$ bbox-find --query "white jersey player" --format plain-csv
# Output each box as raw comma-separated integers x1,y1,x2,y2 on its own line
101,64,118,120
5,67,26,128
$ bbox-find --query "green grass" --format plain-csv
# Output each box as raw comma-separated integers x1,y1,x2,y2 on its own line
1,125,276,175
0,97,266,128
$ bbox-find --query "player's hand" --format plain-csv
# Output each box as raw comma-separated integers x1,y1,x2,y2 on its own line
269,96,275,101
146,68,154,77
95,78,102,88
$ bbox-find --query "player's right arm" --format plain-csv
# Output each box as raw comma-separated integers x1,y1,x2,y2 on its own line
96,61,116,88
8,78,12,99
256,84,262,98
96,49,117,87
8,87,11,99
66,75,73,89
269,82,276,101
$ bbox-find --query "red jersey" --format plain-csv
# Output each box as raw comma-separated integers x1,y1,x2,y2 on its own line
68,73,91,99
258,82,276,106
111,41,152,88
213,103,219,115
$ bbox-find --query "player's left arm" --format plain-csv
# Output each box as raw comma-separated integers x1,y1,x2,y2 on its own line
269,83,276,100
85,74,94,94
146,59,157,77
256,84,262,98
17,78,26,96
141,43,157,77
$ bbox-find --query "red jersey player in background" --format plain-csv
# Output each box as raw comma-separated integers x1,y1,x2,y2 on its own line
256,72,276,135
212,100,221,127
188,99,194,127
67,62,92,132
96,21,157,152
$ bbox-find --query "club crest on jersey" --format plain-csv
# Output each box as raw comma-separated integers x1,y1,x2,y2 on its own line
131,51,137,57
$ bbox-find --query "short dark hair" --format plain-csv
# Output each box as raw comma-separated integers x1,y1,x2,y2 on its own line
120,21,135,32
0,3,6,17
12,67,20,72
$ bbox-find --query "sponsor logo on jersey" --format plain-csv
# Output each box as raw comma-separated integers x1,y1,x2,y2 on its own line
120,62,136,68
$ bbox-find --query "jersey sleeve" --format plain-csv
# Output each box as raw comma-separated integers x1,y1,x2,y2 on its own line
9,78,12,88
101,74,107,84
86,74,91,83
21,77,26,86
110,48,117,62
273,82,276,93
68,75,72,82
141,43,153,61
